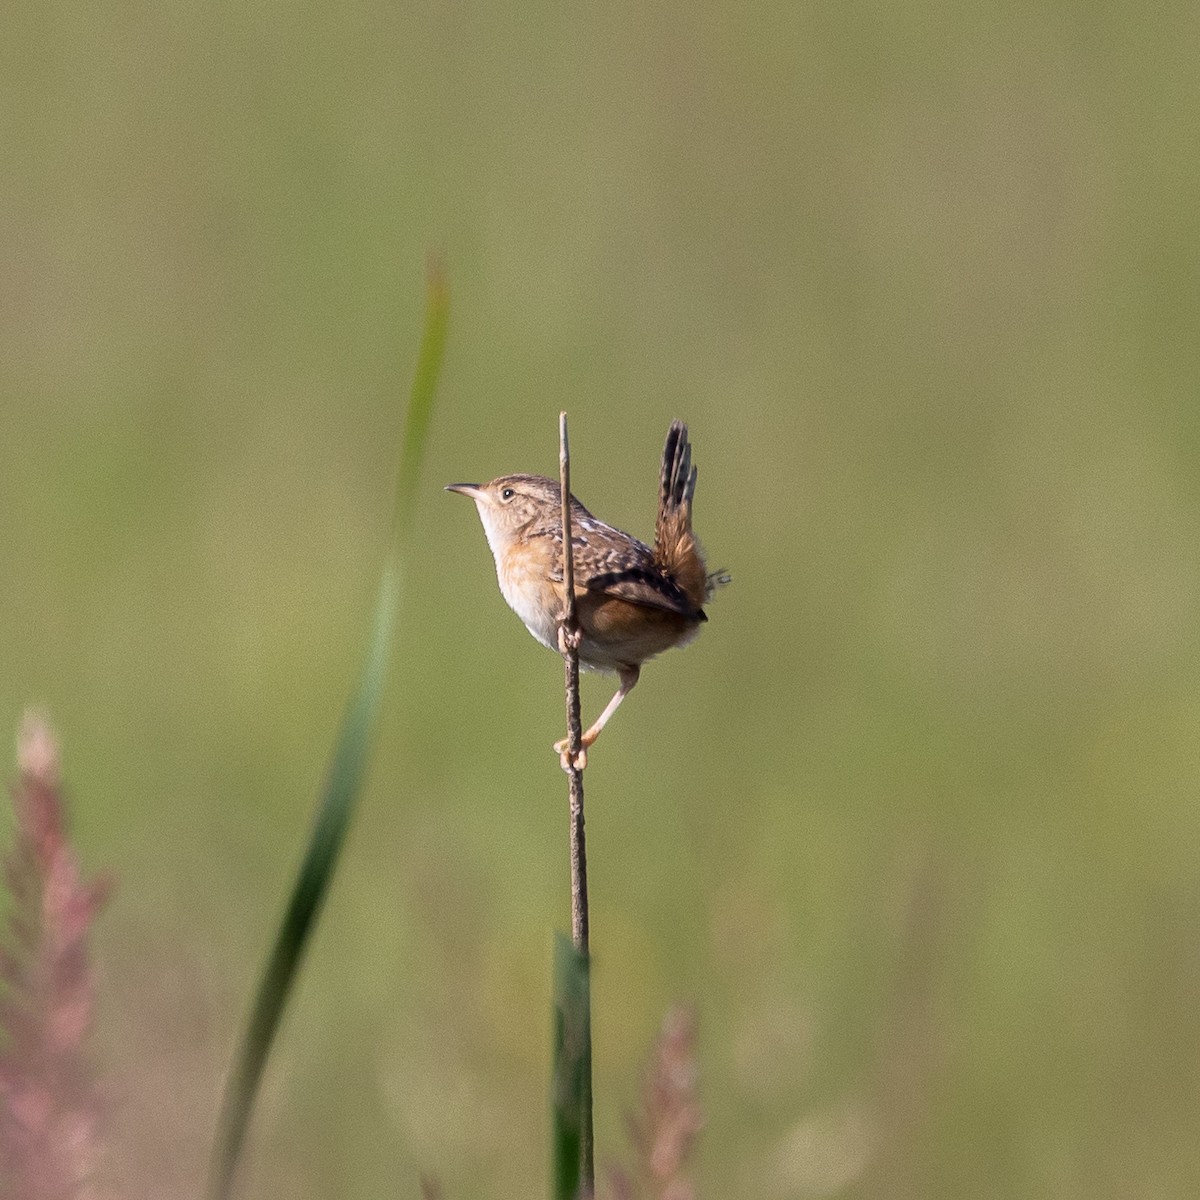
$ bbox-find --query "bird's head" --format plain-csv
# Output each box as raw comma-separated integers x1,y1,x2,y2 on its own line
445,474,561,558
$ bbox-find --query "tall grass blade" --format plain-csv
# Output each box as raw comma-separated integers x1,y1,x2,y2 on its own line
208,261,449,1200
552,932,592,1200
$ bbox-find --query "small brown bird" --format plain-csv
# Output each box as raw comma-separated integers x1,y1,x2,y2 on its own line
447,421,724,767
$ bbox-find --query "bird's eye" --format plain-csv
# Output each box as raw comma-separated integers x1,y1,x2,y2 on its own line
501,487,515,500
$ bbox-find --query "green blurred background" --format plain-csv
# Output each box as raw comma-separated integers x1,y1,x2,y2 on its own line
4,2,1200,1197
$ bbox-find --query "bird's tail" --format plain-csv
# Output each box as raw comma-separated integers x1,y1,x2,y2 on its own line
654,420,710,610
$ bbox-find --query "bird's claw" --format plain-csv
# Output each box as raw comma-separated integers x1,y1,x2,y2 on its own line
554,736,587,772
557,624,583,655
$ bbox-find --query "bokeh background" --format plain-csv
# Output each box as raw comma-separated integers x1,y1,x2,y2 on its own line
4,2,1200,1197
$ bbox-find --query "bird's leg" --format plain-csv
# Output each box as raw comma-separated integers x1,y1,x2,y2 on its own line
581,665,640,748
555,666,640,770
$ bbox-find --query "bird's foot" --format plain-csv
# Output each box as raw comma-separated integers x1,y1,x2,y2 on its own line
554,736,588,773
557,624,583,655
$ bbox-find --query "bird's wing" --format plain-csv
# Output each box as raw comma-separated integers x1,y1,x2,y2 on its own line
582,564,703,617
543,521,703,618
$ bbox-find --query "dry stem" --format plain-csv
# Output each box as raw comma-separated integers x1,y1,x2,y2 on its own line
559,411,594,1193
559,413,589,952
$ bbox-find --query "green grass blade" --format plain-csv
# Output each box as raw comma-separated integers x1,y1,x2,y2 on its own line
552,932,593,1200
394,257,450,537
208,263,449,1200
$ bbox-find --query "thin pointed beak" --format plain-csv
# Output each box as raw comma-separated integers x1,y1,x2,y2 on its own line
445,483,483,499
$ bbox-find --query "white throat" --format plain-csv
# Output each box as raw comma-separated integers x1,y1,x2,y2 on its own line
473,501,559,652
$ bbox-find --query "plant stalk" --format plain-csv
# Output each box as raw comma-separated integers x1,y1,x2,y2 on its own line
558,411,594,1194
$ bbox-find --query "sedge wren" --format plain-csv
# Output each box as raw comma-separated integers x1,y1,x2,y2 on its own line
447,420,723,767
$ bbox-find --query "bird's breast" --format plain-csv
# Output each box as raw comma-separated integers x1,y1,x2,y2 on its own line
496,550,562,653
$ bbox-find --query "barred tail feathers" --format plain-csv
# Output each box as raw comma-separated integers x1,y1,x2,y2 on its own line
654,420,708,611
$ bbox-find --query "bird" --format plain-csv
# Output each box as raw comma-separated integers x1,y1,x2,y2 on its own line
446,420,724,769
